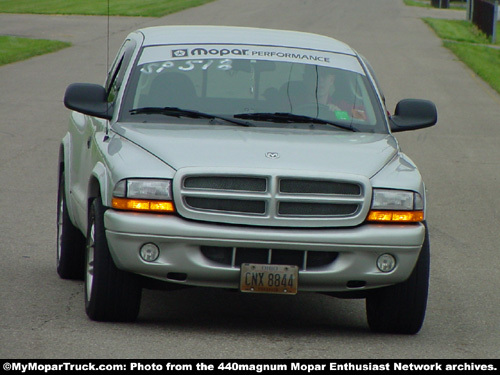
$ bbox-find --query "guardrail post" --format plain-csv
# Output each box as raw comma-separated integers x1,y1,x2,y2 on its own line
493,0,498,43
467,0,474,20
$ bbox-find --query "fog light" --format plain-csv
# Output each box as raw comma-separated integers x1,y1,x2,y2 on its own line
377,254,396,273
140,243,160,262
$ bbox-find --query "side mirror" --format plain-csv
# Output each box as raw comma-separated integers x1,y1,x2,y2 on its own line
390,99,437,132
64,83,112,120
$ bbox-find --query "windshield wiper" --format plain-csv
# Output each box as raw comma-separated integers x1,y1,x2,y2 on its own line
129,107,252,127
233,112,354,131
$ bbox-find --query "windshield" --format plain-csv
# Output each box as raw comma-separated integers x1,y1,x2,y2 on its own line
120,44,387,133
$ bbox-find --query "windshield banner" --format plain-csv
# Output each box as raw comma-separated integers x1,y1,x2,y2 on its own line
138,44,364,74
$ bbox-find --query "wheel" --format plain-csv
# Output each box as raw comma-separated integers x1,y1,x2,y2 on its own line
366,223,430,334
57,169,86,280
85,198,142,322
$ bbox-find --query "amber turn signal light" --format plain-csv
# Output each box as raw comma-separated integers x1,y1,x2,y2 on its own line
367,210,424,223
112,197,175,213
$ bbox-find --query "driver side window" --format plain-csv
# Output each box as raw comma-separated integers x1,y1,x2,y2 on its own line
106,39,137,104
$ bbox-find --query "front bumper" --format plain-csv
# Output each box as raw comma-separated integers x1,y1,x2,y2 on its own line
104,210,426,293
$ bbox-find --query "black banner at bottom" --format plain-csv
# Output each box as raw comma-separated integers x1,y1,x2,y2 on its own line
2,360,499,374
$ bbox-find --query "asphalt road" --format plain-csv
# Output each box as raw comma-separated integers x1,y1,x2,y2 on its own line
1,0,499,359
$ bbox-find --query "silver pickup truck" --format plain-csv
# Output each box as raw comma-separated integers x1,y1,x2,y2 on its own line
58,26,437,334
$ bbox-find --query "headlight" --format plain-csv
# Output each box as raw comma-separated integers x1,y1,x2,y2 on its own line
367,189,424,223
112,179,175,213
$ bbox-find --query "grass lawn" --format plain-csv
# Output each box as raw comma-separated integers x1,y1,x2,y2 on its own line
423,18,500,94
0,0,216,17
404,0,431,8
444,42,500,94
0,0,216,65
423,18,499,44
0,36,70,66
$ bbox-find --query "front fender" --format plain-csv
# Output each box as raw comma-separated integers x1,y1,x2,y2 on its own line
88,130,177,210
370,152,424,193
59,133,80,227
370,152,427,218
88,161,110,207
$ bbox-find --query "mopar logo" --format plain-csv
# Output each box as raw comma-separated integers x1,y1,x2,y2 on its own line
171,49,188,58
265,152,280,159
191,48,249,57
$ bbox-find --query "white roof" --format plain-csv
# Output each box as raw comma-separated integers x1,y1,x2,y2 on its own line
137,25,356,56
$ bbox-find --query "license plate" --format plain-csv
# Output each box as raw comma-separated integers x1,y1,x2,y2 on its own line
240,263,298,295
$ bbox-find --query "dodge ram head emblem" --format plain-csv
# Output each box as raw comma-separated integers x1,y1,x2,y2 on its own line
265,152,280,159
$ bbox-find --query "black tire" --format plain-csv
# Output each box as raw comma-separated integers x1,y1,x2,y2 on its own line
84,198,142,322
56,170,86,280
366,224,430,334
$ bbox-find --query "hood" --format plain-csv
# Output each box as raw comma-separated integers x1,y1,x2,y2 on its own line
113,123,398,178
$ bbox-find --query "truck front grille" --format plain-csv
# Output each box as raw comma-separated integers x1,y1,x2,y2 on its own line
174,169,370,227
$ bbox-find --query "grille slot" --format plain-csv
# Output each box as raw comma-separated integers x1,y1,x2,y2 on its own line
235,248,269,266
280,179,361,195
185,197,266,215
201,246,338,271
279,202,359,216
184,176,267,192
